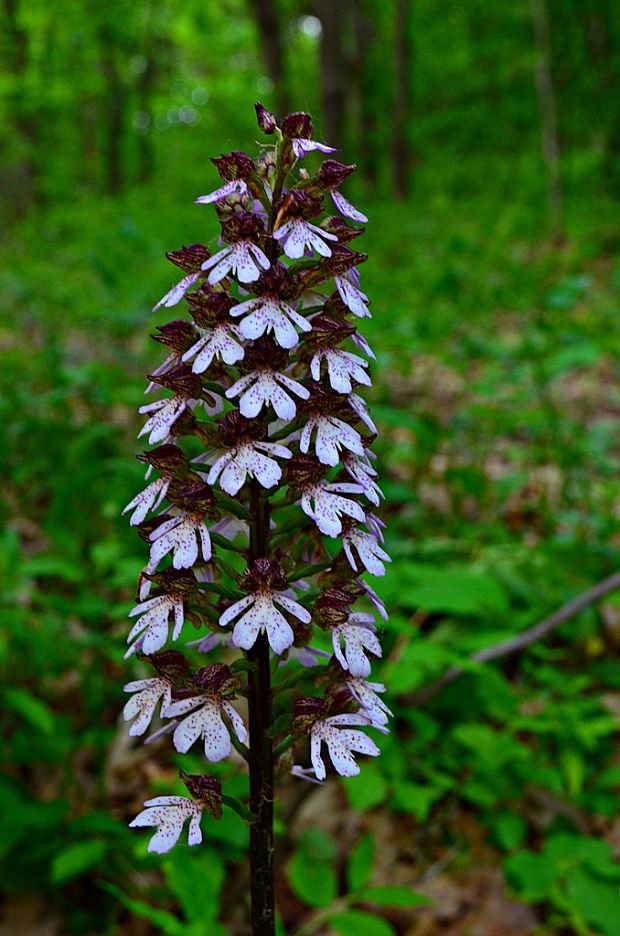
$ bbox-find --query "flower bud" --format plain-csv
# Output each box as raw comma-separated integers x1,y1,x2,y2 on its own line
166,243,212,272
315,160,357,189
292,696,328,735
281,112,313,139
180,771,223,819
212,151,256,180
146,649,191,684
192,662,239,698
255,102,277,134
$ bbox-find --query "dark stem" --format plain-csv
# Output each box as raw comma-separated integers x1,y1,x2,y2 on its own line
247,480,275,935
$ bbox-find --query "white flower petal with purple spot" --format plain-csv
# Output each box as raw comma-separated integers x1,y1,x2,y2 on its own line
207,441,291,495
230,296,312,349
201,240,270,284
348,677,393,726
182,323,245,373
342,528,391,576
138,396,189,445
123,677,172,736
291,138,337,158
195,179,248,204
273,218,337,260
153,272,201,312
309,713,380,780
334,274,371,318
330,189,368,223
123,478,170,526
129,796,202,853
310,348,371,394
125,595,185,658
165,694,247,762
149,513,212,570
300,481,365,537
219,589,310,655
332,613,381,677
226,370,308,421
300,415,364,467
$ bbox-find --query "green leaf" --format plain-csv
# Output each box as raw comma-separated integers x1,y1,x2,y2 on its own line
288,849,337,909
164,849,224,925
222,795,253,823
566,866,620,936
376,563,508,617
329,909,396,936
299,827,337,862
492,813,526,851
348,833,374,893
391,781,442,821
358,885,431,908
504,851,557,901
342,763,388,811
4,688,55,735
100,882,185,936
51,840,108,884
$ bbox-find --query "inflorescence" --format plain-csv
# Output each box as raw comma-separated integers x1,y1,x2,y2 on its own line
123,103,391,854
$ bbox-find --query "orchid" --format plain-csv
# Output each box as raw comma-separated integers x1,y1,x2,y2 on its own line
201,240,270,285
138,395,192,445
121,104,390,935
310,347,371,393
126,594,185,658
225,369,309,420
230,295,312,349
273,218,338,259
123,677,172,736
130,796,203,853
207,439,292,495
310,713,380,780
149,512,212,569
219,579,311,655
182,322,245,372
331,612,383,677
342,527,392,576
165,694,248,761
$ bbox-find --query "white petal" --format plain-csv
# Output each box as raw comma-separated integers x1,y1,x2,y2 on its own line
219,593,255,627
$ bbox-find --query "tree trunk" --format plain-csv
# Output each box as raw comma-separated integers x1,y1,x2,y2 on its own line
393,0,413,199
2,0,38,213
99,39,126,196
350,0,379,188
248,0,289,119
530,0,563,239
316,0,346,151
136,56,157,184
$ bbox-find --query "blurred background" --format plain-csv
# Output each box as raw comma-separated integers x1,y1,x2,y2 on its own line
2,0,620,934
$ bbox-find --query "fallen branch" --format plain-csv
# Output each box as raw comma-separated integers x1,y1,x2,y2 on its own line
406,570,620,705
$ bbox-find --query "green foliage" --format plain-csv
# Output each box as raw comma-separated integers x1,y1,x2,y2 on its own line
288,829,338,909
3,2,620,933
505,834,620,935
